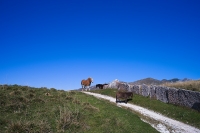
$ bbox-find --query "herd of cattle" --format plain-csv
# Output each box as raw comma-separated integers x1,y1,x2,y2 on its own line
81,77,133,104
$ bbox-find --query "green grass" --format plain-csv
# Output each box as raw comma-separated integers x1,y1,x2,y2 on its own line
91,88,200,129
0,85,158,133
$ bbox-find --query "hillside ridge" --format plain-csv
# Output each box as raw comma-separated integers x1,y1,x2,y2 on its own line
129,77,191,85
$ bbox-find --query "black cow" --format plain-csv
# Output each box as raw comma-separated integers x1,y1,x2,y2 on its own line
96,84,104,89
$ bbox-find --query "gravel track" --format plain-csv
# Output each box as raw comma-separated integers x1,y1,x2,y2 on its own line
82,91,200,133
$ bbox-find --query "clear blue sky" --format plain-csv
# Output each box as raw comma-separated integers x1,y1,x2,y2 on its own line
1,0,200,90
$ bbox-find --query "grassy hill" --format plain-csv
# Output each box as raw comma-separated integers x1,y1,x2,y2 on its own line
0,84,158,133
129,77,162,85
129,77,191,85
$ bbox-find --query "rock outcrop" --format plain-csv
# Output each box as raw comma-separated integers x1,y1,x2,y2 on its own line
108,79,200,111
108,79,120,88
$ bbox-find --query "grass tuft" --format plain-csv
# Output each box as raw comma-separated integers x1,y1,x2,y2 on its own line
6,120,52,133
26,93,35,99
65,96,73,101
83,104,100,112
31,97,45,103
56,105,83,132
72,99,81,104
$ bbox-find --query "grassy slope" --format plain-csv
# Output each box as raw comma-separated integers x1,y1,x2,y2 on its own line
0,85,158,133
162,80,200,92
91,89,200,129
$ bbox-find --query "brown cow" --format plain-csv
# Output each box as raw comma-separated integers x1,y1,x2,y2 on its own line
81,77,93,91
116,91,133,104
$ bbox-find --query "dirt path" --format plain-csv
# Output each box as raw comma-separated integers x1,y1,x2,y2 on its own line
82,91,200,133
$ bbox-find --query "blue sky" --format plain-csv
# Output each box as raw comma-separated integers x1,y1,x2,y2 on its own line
1,0,200,90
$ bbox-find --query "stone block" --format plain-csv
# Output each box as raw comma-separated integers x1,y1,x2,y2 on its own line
155,86,169,103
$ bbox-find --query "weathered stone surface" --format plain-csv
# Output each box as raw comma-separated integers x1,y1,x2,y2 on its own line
178,89,200,111
141,84,150,97
108,79,132,92
108,79,120,88
129,85,134,92
168,87,179,105
190,91,200,111
132,85,141,95
155,86,169,103
117,82,132,92
149,85,156,99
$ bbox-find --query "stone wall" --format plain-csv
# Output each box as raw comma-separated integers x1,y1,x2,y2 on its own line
108,80,200,111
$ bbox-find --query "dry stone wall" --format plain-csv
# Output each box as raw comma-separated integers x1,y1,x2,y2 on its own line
108,80,200,111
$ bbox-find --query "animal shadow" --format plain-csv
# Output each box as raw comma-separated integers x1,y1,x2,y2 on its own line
192,102,200,112
116,98,132,104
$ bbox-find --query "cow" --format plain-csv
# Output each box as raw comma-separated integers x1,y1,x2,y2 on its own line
116,91,133,104
96,84,104,89
81,77,93,91
96,83,109,89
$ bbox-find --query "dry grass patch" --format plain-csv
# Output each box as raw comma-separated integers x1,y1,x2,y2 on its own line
56,106,82,132
5,120,51,133
83,104,100,112
162,80,200,92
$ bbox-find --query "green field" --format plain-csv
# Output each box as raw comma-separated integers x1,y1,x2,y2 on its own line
0,85,158,133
